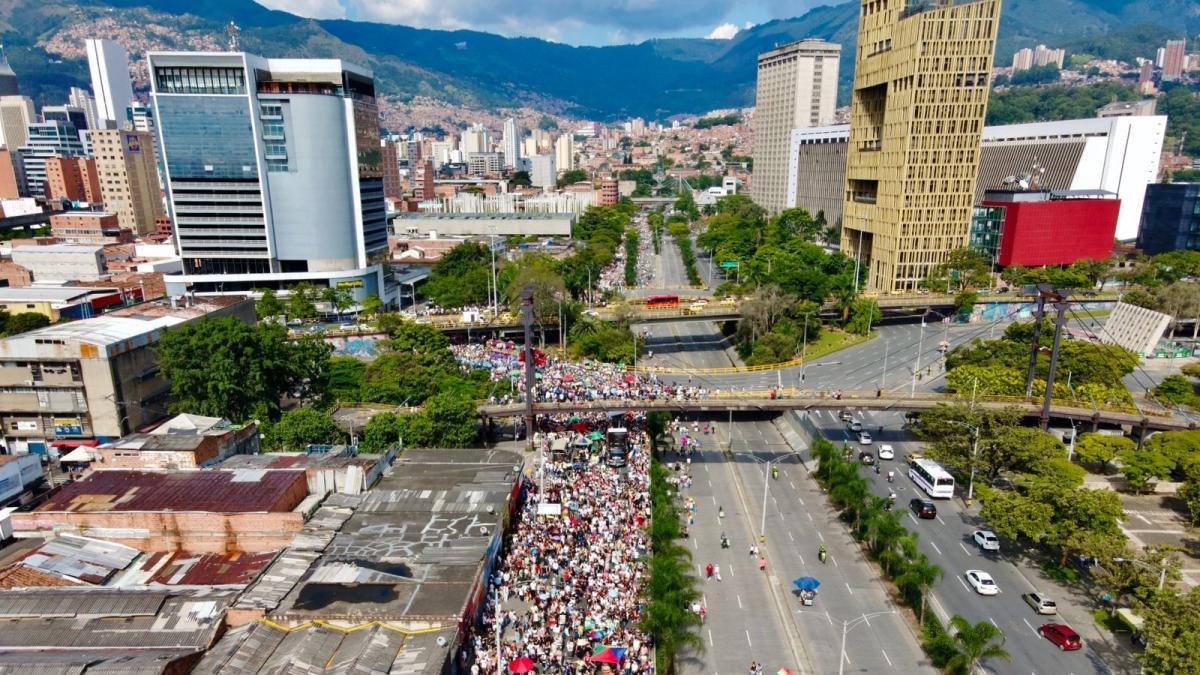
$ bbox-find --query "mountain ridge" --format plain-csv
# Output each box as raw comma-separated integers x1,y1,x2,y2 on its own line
2,0,1196,120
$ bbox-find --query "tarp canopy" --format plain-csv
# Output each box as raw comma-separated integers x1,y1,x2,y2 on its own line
59,446,97,463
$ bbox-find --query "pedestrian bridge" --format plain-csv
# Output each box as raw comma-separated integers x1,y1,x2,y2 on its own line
478,390,1194,432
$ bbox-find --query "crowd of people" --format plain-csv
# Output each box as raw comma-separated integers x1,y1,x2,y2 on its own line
460,411,654,674
451,340,712,406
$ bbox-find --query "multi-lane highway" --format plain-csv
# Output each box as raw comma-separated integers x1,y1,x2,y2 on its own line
802,409,1139,674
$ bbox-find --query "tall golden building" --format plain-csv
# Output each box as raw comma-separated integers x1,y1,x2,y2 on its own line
841,0,1002,293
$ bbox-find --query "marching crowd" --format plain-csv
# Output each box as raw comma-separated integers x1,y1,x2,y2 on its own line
461,411,654,674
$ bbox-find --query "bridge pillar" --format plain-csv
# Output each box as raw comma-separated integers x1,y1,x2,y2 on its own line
1039,300,1071,430
520,288,536,452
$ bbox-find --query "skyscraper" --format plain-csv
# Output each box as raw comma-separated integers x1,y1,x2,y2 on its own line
68,87,99,131
0,95,33,150
91,129,164,235
841,0,1002,294
1011,48,1033,71
381,138,402,199
149,52,389,301
751,39,841,214
529,154,556,189
1163,39,1187,81
0,48,19,97
461,123,488,154
554,134,575,173
502,117,522,170
86,39,135,130
18,121,86,198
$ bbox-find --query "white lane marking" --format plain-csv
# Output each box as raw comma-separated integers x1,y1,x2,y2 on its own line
798,554,805,565
846,582,854,595
708,479,712,487
832,556,839,567
737,594,743,609
862,612,870,626
1023,618,1038,635
711,496,716,505
708,629,714,647
908,513,919,525
936,515,947,525
797,497,804,505
788,531,795,542
959,542,971,555
989,617,999,628
957,576,971,592
745,629,752,648
843,651,851,666
930,541,943,556
789,481,796,490
817,531,824,542
807,513,814,522
728,564,734,577
692,537,698,550
881,649,893,667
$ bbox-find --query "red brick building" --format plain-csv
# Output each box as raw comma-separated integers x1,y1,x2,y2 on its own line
49,212,133,245
44,157,102,204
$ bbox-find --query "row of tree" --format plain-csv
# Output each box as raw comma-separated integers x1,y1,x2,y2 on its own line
624,228,640,287
811,437,1011,674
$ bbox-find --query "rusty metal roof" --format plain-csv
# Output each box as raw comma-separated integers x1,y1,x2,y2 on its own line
35,470,306,513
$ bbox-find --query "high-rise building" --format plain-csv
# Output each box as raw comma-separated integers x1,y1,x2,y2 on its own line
1137,183,1200,255
68,87,99,132
751,39,841,214
18,121,86,198
90,129,164,235
529,154,556,189
461,123,488,155
44,156,101,203
841,0,1002,294
1163,39,1187,81
1011,48,1033,71
149,52,389,300
555,134,575,173
1033,44,1064,68
1156,47,1167,68
414,159,435,200
502,118,522,170
0,148,22,198
467,151,504,176
522,136,539,160
86,39,135,130
0,48,18,97
0,95,34,150
381,138,402,199
598,178,619,206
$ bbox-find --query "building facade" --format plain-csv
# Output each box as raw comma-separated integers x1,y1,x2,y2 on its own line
91,129,164,235
18,122,86,199
49,212,130,245
0,96,33,151
842,0,1002,293
467,151,504,176
1163,39,1187,81
529,154,556,189
44,157,102,204
86,39,135,130
502,118,521,170
969,189,1119,267
148,52,390,301
752,39,841,214
381,138,402,199
1137,183,1200,256
555,133,575,173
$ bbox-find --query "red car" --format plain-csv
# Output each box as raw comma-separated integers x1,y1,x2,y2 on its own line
1038,623,1083,651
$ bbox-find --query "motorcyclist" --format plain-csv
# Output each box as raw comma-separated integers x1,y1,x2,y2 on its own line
771,466,779,480
818,545,827,563
887,470,894,483
874,463,880,475
718,505,725,518
720,532,729,549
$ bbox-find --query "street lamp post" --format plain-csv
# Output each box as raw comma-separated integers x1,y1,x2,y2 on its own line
910,319,925,398
1113,556,1168,591
800,313,810,387
880,340,889,390
737,452,791,542
798,610,897,675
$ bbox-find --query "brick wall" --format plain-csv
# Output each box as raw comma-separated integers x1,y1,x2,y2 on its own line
11,510,304,553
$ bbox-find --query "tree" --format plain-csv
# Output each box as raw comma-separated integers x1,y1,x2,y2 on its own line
4,312,49,336
768,208,818,243
509,170,532,187
425,242,493,308
953,289,979,316
321,286,353,322
1120,448,1176,494
255,289,284,320
946,616,1010,674
897,554,943,624
263,407,345,451
505,254,567,325
287,283,319,321
845,299,881,335
156,318,331,422
1154,374,1197,407
324,356,365,403
556,168,588,188
360,411,402,453
1074,433,1133,473
1140,587,1200,675
361,293,384,318
1180,479,1200,526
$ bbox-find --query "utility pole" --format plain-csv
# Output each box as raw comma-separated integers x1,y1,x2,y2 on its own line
1024,285,1053,397
1040,299,1072,430
520,288,536,451
910,318,925,398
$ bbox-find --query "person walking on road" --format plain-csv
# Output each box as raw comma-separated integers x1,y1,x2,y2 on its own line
714,564,722,581
758,556,767,572
706,563,713,579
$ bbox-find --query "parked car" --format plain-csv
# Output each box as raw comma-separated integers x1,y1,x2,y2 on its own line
909,498,937,519
857,431,873,445
973,530,1000,551
1023,592,1058,615
877,444,895,460
1038,623,1083,651
965,570,999,596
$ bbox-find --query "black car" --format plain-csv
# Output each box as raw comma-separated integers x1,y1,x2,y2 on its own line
859,451,876,465
909,498,937,519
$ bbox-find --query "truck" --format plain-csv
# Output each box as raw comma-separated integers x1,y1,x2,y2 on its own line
606,427,629,468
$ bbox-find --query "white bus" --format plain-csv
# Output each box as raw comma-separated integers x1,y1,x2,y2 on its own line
909,459,955,499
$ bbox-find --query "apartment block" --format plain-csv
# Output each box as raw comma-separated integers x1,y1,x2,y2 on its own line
44,157,102,204
90,129,164,235
841,0,1002,293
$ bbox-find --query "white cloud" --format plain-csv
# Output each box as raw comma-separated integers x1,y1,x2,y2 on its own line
254,0,346,20
744,21,755,30
705,23,739,40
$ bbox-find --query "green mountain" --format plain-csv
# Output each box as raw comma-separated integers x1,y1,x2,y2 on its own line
2,0,1195,120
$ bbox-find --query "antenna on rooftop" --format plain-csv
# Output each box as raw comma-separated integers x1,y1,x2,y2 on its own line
227,21,241,51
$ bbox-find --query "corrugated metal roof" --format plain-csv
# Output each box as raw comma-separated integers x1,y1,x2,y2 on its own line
35,470,306,513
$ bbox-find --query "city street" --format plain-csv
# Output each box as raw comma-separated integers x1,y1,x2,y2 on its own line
803,409,1139,675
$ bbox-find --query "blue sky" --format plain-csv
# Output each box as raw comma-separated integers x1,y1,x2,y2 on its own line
252,0,833,45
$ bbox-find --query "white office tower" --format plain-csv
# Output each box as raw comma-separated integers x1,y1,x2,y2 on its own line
529,154,556,189
68,87,99,132
461,123,487,154
502,117,521,169
149,51,390,302
86,39,135,130
554,134,574,173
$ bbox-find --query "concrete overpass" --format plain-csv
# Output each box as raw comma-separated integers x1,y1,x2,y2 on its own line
478,390,1193,434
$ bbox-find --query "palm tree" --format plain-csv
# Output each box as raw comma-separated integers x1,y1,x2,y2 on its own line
834,284,858,323
946,615,1011,674
896,554,943,624
878,532,916,576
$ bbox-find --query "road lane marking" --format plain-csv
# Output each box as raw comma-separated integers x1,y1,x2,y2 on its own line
745,629,752,648
817,531,824,542
798,554,805,565
807,513,814,522
881,649,893,667
930,541,943,556
797,497,804,505
957,576,970,592
789,481,796,490
708,479,712,487
936,515,946,525
1023,618,1038,635
832,556,838,567
737,594,743,609
708,629,714,647
788,531,794,542
711,496,716,505
989,617,999,628
908,513,919,525
959,542,971,555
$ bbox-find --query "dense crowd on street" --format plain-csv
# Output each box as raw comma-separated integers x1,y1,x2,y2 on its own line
452,341,711,405
460,411,655,673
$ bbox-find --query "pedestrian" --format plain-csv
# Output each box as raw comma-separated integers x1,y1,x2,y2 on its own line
706,563,713,579
758,556,767,572
699,603,707,624
714,564,722,581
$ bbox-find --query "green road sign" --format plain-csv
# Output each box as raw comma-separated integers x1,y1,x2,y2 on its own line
721,261,739,269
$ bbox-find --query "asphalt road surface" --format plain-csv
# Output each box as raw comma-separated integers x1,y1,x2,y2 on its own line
805,409,1140,675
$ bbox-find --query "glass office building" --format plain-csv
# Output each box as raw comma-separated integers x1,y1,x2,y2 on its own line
149,52,390,301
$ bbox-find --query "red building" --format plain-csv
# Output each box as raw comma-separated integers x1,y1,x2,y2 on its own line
971,189,1119,267
598,178,619,206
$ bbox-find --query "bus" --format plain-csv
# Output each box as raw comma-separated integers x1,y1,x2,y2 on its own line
606,427,629,468
645,294,680,309
909,458,955,499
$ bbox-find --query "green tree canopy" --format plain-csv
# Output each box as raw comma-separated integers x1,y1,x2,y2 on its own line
263,407,345,451
1140,586,1200,674
425,242,494,308
255,289,284,320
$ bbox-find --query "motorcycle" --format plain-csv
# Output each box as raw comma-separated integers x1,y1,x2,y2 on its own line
771,467,779,480
887,471,894,483
720,534,730,549
818,547,827,564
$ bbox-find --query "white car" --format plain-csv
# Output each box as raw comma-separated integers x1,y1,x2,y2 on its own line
877,444,895,460
858,431,873,445
966,570,999,596
973,530,1000,551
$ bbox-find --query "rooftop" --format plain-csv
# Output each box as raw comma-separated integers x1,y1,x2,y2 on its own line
0,286,119,303
11,243,104,254
35,470,308,514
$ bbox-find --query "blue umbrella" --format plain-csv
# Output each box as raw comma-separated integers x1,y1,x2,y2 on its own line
793,577,821,591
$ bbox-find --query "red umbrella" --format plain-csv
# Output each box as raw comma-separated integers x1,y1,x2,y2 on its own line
509,656,536,673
